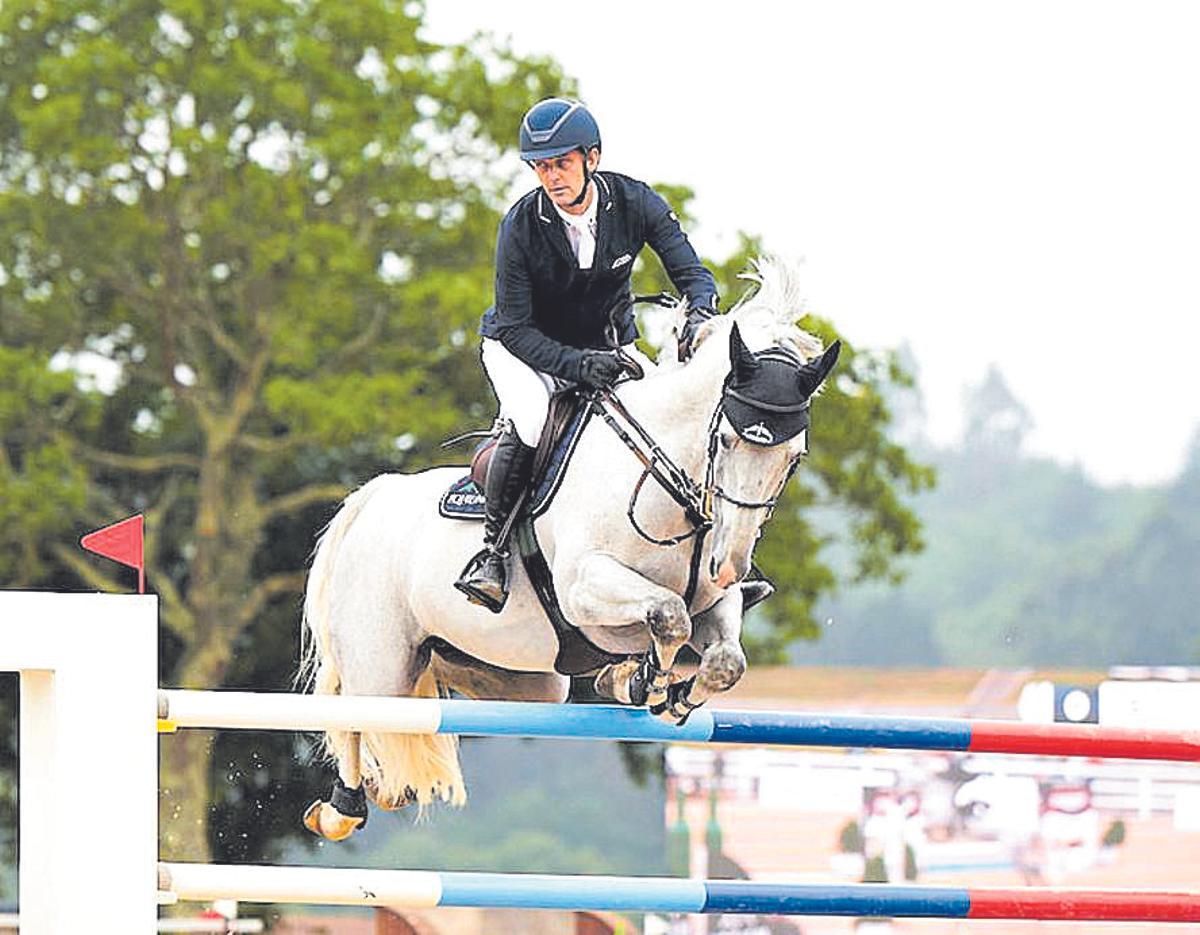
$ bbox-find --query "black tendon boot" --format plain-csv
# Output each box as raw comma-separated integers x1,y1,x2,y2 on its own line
454,430,535,612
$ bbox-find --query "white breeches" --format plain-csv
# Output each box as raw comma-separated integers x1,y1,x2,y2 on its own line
481,338,653,446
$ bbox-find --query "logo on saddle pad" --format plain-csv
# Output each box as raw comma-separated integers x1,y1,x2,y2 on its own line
445,490,485,508
610,254,632,270
742,422,776,445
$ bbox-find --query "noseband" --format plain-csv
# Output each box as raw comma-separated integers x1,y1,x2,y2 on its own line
701,403,802,518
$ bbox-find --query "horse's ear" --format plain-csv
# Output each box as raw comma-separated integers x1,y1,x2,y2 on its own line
797,340,841,397
729,323,757,378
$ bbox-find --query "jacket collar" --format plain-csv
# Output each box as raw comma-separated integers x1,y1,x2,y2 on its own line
536,174,615,269
594,172,614,211
536,189,577,266
535,173,613,224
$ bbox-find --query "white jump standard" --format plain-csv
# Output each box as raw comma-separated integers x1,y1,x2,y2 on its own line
7,592,1200,933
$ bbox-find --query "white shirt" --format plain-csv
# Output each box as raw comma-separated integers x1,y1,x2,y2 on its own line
552,184,598,269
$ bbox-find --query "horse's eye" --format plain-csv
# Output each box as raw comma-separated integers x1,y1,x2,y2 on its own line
720,431,736,450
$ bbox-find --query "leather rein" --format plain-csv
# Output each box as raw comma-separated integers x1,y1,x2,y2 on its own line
589,294,803,606
589,378,799,607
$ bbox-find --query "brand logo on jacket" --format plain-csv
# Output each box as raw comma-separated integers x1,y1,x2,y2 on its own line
611,254,632,269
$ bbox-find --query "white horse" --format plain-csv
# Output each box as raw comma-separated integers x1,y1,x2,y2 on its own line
300,257,839,840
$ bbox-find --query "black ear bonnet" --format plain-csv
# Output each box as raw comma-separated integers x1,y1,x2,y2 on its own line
722,324,841,446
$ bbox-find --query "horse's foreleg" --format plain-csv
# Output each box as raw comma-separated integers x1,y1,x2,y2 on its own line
302,731,368,841
656,588,748,724
563,552,692,712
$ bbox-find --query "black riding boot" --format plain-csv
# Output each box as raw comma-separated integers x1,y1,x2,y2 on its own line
454,430,535,613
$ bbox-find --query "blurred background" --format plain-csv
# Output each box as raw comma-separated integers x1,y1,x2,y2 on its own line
2,1,1198,932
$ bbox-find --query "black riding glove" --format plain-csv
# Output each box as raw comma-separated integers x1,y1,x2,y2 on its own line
678,306,718,361
578,349,625,389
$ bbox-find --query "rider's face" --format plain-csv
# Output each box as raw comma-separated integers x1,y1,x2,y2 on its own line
530,149,599,213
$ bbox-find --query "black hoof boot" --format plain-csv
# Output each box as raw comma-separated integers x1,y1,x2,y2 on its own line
649,675,702,725
741,578,775,613
301,775,368,841
454,548,509,614
330,776,369,827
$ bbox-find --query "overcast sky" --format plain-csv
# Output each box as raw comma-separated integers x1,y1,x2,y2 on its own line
424,1,1200,486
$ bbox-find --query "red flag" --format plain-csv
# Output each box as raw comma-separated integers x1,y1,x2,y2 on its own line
80,514,145,593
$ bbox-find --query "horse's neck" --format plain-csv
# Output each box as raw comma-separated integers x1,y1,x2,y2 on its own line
619,349,727,472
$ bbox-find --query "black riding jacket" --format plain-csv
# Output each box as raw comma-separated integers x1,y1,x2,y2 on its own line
480,171,718,381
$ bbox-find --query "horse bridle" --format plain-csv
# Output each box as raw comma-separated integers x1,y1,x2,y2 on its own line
590,295,810,602
701,400,803,517
593,375,804,548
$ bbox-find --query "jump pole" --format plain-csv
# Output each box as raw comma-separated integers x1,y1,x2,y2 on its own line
159,863,1200,922
7,589,1200,931
159,689,1200,762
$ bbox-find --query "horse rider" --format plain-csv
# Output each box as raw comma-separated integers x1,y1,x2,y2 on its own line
454,97,721,613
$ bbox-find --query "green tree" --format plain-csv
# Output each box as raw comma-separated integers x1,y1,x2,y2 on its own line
1,0,930,864
802,387,1176,668
0,0,569,861
963,364,1032,458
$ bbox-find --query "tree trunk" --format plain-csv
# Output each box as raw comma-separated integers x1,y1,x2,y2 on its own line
159,447,264,861
159,728,217,861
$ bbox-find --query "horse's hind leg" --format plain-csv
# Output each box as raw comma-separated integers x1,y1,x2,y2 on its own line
302,727,368,841
562,551,692,713
431,644,569,702
302,653,370,841
340,636,467,813
303,635,466,842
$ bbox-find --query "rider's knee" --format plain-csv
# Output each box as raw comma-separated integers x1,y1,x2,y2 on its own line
510,401,548,447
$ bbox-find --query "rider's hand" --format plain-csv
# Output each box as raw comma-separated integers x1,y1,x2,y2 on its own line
678,306,717,362
578,349,625,389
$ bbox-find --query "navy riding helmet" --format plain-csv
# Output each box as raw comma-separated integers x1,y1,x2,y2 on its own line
519,98,602,162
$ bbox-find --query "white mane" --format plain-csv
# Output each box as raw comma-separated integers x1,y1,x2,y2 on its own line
729,256,825,359
693,256,825,361
731,255,809,319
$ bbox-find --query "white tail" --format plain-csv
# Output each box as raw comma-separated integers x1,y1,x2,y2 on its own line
300,477,466,808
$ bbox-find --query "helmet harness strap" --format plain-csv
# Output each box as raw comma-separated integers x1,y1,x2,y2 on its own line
568,147,594,207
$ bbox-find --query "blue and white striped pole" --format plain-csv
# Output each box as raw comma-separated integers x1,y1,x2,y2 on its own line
159,690,1200,761
158,863,1200,921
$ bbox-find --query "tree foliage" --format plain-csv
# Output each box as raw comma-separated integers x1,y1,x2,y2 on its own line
803,371,1199,669
1,0,573,861
0,0,928,863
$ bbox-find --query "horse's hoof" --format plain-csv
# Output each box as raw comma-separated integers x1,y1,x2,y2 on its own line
649,677,701,726
741,578,775,612
652,705,681,725
649,695,689,725
645,687,669,713
594,659,642,705
302,799,365,841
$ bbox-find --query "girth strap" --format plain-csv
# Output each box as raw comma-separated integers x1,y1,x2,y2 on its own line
514,519,624,676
